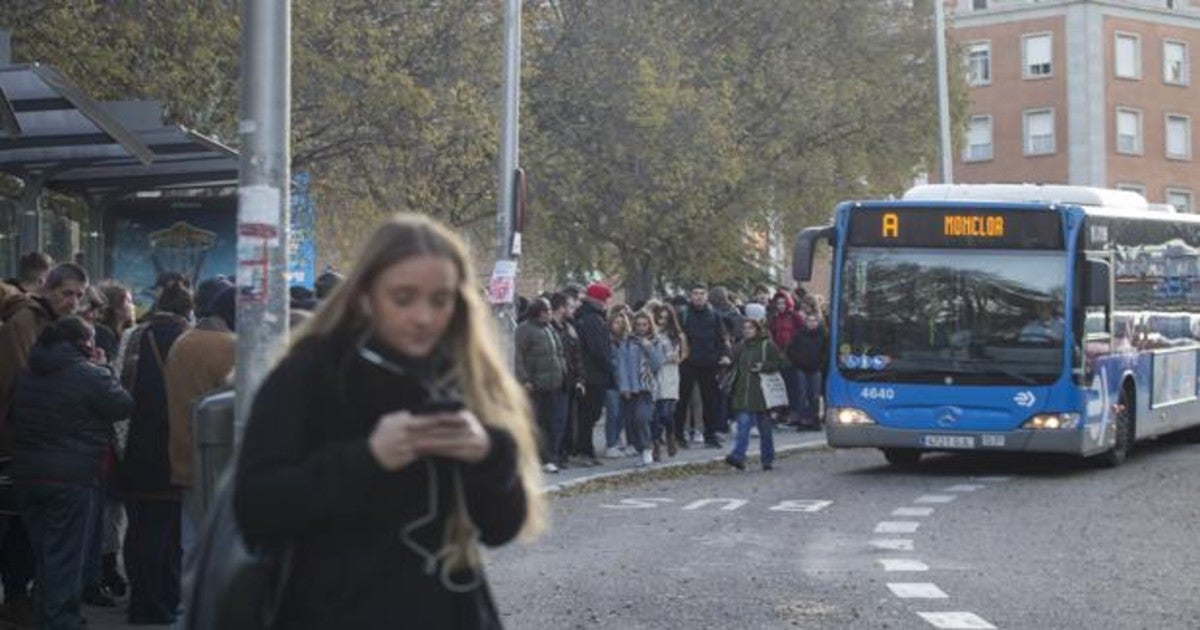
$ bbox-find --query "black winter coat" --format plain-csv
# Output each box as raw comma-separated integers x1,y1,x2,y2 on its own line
10,341,132,486
119,313,190,498
786,324,829,373
234,333,526,630
681,304,730,368
574,300,614,387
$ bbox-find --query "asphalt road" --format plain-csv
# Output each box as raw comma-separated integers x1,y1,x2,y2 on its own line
487,436,1200,629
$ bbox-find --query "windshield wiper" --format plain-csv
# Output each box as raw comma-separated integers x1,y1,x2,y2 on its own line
955,359,1037,384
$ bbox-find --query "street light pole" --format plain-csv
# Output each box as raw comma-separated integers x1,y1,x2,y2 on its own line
935,0,954,184
234,0,291,446
494,0,521,365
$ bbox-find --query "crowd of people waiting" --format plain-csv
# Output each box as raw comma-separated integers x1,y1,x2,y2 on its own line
0,250,342,629
513,280,829,475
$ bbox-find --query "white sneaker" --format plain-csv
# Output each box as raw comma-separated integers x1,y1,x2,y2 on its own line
604,447,624,459
691,433,704,444
542,462,559,474
750,428,760,438
641,450,654,466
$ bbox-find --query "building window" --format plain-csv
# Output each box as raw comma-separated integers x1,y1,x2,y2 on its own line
1167,188,1193,213
964,115,993,161
1024,109,1055,155
1115,33,1140,79
1116,108,1143,155
1164,40,1189,85
967,42,991,86
1165,0,1178,9
1023,33,1053,78
1166,114,1192,160
972,0,988,9
1117,183,1146,196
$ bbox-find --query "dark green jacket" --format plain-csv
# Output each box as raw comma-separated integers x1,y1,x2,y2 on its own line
730,335,789,413
515,320,566,392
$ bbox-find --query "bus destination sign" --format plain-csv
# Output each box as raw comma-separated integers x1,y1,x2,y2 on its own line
848,207,1062,249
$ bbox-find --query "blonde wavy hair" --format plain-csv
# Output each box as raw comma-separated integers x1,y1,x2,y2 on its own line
292,214,545,570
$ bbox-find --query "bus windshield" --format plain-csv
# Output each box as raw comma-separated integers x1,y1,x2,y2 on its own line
837,248,1068,385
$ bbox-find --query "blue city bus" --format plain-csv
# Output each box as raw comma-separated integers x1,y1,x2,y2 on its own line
792,184,1200,467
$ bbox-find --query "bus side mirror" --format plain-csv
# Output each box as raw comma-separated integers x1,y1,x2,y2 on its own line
792,225,836,283
1084,259,1112,308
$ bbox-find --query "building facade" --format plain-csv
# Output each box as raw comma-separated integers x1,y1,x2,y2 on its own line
950,0,1200,213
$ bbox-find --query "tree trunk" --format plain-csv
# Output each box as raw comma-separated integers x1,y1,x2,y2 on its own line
623,256,656,305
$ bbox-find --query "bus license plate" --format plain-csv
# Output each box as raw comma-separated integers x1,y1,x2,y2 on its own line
922,434,976,449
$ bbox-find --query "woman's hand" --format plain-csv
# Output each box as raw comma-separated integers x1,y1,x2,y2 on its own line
409,409,493,464
368,411,425,471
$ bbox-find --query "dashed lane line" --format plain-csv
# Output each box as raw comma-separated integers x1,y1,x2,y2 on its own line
875,521,921,534
974,476,1012,483
887,583,949,599
944,484,985,492
892,506,935,517
917,611,997,629
915,494,958,504
878,558,929,572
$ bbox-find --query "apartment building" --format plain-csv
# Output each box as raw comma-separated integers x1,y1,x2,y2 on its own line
950,0,1200,212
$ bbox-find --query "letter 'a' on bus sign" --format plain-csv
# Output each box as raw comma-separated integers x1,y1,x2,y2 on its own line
849,207,1062,249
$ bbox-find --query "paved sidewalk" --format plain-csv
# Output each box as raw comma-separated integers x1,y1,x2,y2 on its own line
543,426,828,493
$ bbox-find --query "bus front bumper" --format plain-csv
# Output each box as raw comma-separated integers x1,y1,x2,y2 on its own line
825,424,1095,455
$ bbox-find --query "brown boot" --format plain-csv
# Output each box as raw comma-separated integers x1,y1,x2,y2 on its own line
666,433,678,457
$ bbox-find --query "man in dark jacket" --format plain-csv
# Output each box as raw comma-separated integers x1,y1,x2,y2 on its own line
0,262,87,625
11,316,133,630
515,298,566,473
675,283,731,448
550,292,586,467
119,283,194,625
786,314,829,430
572,283,614,463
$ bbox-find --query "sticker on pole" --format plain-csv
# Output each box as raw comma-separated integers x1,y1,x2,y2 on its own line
488,260,517,305
238,223,278,304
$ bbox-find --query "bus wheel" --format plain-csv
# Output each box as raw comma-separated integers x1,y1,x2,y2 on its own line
1098,398,1132,468
882,448,922,467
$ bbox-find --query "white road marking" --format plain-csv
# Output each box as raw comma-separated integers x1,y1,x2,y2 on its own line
878,558,929,572
975,476,1012,483
681,498,747,511
875,521,920,534
599,498,675,509
893,506,935,517
915,494,957,504
769,500,833,513
944,484,985,492
917,611,997,629
887,583,948,599
870,539,915,551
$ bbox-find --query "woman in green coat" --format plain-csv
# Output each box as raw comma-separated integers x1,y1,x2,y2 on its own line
724,317,789,471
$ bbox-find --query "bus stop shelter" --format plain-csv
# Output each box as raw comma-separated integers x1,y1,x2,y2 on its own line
0,54,238,281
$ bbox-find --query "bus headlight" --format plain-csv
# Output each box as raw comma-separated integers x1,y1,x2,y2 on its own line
830,407,876,425
1022,413,1081,430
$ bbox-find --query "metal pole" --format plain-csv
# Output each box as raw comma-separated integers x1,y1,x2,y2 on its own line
495,0,521,364
234,0,291,447
935,0,954,184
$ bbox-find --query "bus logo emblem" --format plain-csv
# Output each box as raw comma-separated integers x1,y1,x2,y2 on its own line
936,406,961,427
1014,391,1037,408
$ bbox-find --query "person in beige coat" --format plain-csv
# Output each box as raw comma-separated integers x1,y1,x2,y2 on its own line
163,286,235,568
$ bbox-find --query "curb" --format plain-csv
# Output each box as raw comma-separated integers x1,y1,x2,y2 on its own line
542,436,828,494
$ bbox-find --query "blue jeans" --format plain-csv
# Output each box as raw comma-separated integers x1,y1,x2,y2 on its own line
780,367,801,415
796,370,822,422
604,389,624,449
728,411,775,466
652,399,677,442
622,393,653,452
18,483,96,630
553,389,574,460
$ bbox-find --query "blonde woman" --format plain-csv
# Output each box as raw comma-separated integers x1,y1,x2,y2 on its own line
614,311,665,467
234,215,545,629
